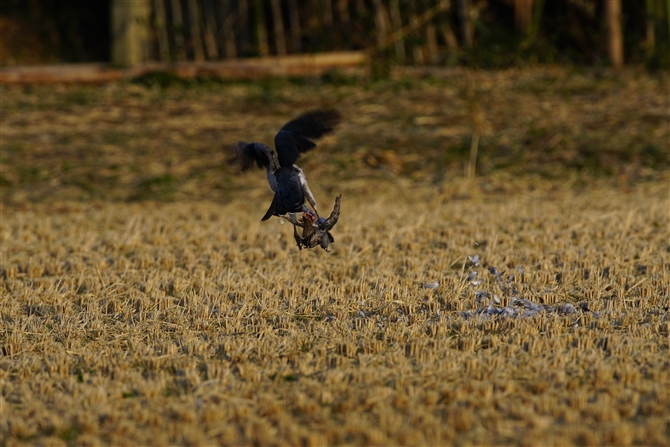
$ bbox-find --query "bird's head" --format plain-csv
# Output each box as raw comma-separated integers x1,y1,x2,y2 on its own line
302,211,318,226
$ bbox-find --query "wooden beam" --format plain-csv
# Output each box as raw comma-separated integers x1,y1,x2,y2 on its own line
0,52,368,84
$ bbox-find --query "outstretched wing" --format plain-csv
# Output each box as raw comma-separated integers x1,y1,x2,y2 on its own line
274,110,340,168
234,141,278,171
325,195,342,229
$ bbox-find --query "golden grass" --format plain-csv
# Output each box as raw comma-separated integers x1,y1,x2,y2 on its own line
1,67,669,445
1,177,669,446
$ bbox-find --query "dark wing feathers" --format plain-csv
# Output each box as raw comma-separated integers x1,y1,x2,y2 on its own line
326,195,342,228
235,141,276,171
274,110,340,168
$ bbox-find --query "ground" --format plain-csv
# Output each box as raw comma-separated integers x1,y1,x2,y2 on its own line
1,67,669,445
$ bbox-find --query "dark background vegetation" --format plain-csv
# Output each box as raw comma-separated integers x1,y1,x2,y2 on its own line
0,0,668,68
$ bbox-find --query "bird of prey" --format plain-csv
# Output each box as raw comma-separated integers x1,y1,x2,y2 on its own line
286,195,341,252
234,110,340,221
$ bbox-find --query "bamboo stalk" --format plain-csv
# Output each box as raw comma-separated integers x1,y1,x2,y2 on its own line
514,0,534,33
334,0,350,48
323,0,334,27
254,0,269,57
457,0,472,47
338,0,350,25
271,0,287,55
389,0,406,63
201,0,220,59
153,0,170,61
186,0,206,61
645,0,655,53
425,22,439,64
288,0,302,53
355,0,367,23
408,2,424,64
165,0,186,61
372,0,390,48
237,0,252,56
373,1,449,55
111,0,151,65
178,0,193,60
433,1,458,62
219,0,237,59
377,0,449,49
606,0,623,67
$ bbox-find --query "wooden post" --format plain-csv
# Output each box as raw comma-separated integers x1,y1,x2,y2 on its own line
111,0,151,65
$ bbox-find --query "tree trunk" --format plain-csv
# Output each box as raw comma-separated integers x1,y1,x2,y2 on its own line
111,0,151,65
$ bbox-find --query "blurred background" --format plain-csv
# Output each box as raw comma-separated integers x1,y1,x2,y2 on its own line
0,0,668,205
1,0,668,67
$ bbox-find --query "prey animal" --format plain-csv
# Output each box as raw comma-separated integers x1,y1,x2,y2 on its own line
234,110,340,221
285,195,341,252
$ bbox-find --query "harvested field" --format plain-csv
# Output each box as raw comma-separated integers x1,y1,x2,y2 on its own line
1,67,669,445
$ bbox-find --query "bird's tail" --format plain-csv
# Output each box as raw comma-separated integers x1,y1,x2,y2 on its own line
261,196,277,221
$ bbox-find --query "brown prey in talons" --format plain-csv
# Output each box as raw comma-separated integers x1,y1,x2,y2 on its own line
285,195,341,252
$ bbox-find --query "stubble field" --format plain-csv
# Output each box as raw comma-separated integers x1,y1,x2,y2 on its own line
1,67,669,445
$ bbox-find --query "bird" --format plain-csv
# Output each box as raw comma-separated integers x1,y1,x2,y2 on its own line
286,195,341,252
234,110,340,221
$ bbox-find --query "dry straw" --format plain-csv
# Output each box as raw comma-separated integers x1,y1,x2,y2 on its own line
1,67,668,445
2,180,668,445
